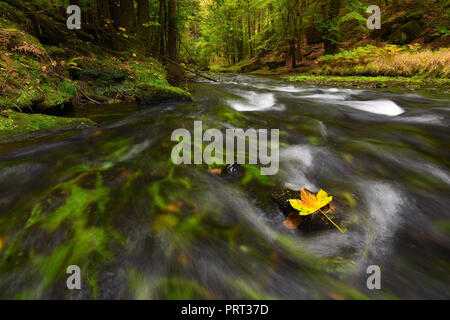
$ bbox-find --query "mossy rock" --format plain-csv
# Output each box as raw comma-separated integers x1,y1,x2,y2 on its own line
0,110,95,142
135,82,192,105
389,21,423,44
407,11,424,21
0,2,33,33
389,29,410,44
402,21,422,39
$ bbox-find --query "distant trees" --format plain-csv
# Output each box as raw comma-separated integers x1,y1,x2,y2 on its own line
9,0,439,69
185,0,383,67
11,0,183,60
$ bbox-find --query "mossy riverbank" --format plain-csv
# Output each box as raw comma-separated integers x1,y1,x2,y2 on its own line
218,44,450,91
0,3,191,142
287,75,450,91
0,110,95,142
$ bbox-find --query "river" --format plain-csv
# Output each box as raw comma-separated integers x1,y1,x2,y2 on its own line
0,74,449,299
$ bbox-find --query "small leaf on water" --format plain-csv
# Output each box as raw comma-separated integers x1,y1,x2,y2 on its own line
283,213,302,229
166,204,180,213
0,236,6,252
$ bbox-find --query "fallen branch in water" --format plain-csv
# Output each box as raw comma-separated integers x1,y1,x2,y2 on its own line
73,84,102,105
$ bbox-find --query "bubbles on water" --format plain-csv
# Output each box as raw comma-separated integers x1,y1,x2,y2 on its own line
227,90,285,112
265,85,310,93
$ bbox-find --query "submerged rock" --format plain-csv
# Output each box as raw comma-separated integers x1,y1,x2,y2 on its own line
219,163,246,182
135,82,192,105
272,189,337,232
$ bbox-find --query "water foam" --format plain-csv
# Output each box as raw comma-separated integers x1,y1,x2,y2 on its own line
227,91,283,111
340,99,405,116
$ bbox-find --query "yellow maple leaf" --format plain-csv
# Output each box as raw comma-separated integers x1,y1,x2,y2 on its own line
288,188,332,215
288,188,344,233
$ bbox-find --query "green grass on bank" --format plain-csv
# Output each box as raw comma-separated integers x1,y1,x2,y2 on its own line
288,75,450,90
315,45,450,78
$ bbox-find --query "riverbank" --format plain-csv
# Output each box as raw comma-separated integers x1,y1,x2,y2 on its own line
0,3,191,142
214,44,450,91
286,75,450,91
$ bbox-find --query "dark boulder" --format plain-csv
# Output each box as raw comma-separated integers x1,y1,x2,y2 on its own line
135,82,192,105
219,163,246,182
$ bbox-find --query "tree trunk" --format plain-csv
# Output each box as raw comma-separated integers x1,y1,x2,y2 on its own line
323,0,341,54
119,0,136,32
158,0,166,56
137,0,151,52
289,40,296,69
167,0,177,60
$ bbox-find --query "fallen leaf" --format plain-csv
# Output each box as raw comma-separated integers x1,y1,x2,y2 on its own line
166,204,180,213
283,212,302,229
288,188,333,216
0,236,6,252
288,188,344,233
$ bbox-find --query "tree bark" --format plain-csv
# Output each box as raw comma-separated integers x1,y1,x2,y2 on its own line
323,0,341,54
119,0,136,32
137,0,151,52
158,0,166,56
167,0,177,60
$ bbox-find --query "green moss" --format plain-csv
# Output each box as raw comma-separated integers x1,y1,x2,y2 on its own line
0,110,95,141
135,82,192,104
70,54,191,103
288,75,450,90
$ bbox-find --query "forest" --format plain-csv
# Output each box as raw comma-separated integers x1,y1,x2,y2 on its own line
0,0,448,124
0,0,449,301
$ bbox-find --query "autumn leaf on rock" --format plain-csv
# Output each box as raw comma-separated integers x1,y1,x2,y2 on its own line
288,188,333,215
288,188,344,233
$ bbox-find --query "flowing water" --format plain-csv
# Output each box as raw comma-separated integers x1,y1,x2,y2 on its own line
0,74,449,299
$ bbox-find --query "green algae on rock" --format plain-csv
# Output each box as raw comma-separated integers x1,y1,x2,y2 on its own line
135,82,192,104
0,110,95,142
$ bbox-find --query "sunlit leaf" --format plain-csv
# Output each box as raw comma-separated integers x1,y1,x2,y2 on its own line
288,188,344,233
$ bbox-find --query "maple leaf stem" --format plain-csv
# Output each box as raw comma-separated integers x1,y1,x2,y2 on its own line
320,210,345,233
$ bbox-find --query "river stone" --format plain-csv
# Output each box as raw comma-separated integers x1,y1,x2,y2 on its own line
219,163,246,182
272,189,337,232
135,82,192,105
